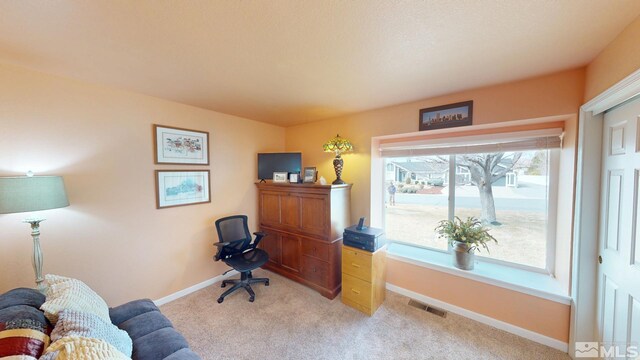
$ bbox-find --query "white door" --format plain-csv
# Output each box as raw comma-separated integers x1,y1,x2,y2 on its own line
598,95,640,359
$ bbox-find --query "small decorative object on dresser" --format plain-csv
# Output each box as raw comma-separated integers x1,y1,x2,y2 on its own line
419,100,473,131
155,170,210,209
289,172,300,183
154,124,209,165
323,134,353,185
303,167,317,183
273,172,288,183
435,216,496,270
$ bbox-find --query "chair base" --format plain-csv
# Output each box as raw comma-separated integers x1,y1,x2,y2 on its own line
217,271,269,303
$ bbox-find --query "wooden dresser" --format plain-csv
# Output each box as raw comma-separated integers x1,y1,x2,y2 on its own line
341,245,386,316
256,182,351,299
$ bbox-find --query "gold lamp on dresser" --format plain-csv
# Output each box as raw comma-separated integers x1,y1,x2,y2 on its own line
323,134,353,185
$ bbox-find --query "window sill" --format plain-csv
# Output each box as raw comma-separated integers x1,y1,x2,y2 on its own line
386,242,571,305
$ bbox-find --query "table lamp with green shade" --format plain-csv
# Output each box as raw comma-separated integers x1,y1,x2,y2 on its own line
323,134,353,185
0,173,69,293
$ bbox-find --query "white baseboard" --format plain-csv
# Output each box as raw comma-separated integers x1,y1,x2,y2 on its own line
386,283,569,353
154,271,239,306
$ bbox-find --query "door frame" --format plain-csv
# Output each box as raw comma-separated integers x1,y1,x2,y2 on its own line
570,67,640,357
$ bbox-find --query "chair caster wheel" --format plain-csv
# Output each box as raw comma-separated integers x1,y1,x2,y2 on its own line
265,281,270,286
221,283,226,288
249,297,255,303
217,298,224,304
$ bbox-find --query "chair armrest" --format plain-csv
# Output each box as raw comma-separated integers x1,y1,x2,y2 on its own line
252,232,267,248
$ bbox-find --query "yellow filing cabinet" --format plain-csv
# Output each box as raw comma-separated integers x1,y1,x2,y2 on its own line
341,245,386,316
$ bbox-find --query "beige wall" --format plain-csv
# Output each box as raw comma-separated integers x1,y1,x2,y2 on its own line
286,68,585,222
387,259,571,342
286,68,584,342
585,15,640,101
0,63,285,305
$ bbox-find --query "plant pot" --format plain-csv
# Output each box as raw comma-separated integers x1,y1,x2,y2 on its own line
452,241,475,270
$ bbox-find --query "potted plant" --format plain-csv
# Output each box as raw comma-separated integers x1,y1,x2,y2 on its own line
435,216,497,270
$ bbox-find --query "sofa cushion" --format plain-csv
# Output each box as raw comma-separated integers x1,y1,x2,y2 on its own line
0,288,45,311
132,327,190,360
0,305,49,329
50,309,132,357
109,299,158,326
118,310,173,340
41,275,110,324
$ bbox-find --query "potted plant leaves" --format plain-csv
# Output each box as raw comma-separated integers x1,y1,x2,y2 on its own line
435,216,497,270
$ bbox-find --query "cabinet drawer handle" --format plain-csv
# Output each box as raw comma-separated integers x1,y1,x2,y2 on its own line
351,263,361,268
351,289,361,295
312,267,317,273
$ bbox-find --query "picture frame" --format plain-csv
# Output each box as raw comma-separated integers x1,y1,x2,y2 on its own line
419,100,473,131
289,173,300,183
303,167,317,183
154,124,210,165
273,172,288,183
155,170,211,209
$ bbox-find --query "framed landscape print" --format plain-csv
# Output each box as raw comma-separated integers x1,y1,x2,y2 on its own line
419,100,473,131
154,124,209,165
155,170,211,209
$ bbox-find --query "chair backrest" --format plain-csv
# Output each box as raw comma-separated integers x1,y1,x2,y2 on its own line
214,215,252,259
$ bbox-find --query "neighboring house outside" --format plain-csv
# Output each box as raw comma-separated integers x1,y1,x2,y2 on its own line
386,156,525,187
386,160,471,186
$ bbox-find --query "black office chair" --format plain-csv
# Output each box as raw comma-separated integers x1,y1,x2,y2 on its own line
213,215,270,303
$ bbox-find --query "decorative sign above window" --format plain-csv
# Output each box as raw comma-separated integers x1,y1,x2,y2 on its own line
154,124,210,165
419,100,473,131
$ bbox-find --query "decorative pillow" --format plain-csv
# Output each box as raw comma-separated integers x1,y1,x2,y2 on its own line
0,319,50,359
40,336,130,360
49,309,132,357
40,275,110,324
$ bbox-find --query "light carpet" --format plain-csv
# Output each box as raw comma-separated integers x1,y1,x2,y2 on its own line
160,269,570,360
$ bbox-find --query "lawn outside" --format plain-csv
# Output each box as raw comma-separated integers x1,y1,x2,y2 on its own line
385,203,546,269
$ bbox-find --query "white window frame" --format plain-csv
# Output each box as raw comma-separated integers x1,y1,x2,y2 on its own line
381,147,560,275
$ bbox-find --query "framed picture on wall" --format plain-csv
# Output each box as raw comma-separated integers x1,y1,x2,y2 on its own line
154,124,210,165
419,100,473,131
155,170,211,209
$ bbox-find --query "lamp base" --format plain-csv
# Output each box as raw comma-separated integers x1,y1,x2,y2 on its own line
23,218,47,294
332,179,346,185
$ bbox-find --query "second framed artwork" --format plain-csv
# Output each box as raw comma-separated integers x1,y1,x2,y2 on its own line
155,170,211,209
154,124,210,165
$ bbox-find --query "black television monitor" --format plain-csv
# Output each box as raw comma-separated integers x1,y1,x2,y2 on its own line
257,152,302,180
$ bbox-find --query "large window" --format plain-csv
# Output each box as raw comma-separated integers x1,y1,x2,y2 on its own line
382,129,561,271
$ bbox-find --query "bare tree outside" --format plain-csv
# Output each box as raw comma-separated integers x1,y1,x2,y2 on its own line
456,153,522,224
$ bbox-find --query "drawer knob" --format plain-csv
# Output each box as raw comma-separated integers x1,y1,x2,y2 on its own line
351,263,361,268
351,289,361,295
312,267,317,272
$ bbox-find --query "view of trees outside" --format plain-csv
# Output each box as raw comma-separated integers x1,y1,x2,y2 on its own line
384,150,550,268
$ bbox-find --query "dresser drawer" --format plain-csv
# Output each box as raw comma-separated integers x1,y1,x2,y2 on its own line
342,247,372,280
301,241,330,261
342,273,372,308
301,256,329,287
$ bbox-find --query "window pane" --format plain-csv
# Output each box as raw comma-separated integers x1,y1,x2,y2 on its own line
384,157,449,251
454,150,549,269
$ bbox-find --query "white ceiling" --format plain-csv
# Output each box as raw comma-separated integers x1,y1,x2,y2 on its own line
1,1,639,127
